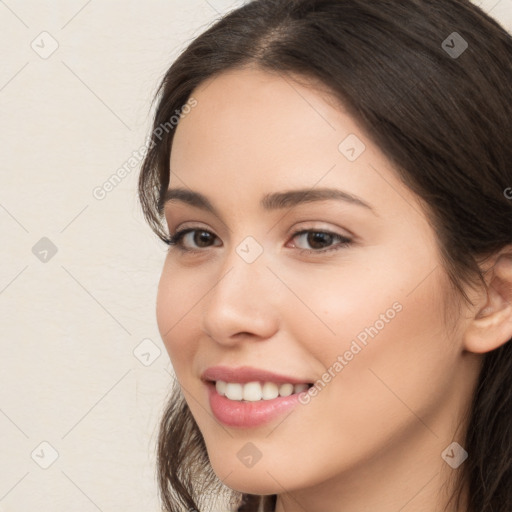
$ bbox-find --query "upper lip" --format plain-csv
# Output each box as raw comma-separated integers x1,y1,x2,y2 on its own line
201,365,312,385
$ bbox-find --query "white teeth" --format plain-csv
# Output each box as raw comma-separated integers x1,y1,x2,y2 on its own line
279,383,294,397
225,382,243,401
243,382,262,402
215,380,310,401
262,382,279,400
294,383,309,393
215,380,227,396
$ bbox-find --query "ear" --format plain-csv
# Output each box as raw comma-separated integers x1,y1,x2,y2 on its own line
463,249,512,354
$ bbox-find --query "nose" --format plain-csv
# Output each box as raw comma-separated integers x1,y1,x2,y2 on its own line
201,248,280,346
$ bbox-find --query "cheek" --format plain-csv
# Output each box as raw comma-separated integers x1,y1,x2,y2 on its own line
281,255,455,421
285,241,445,358
272,256,408,362
156,264,200,370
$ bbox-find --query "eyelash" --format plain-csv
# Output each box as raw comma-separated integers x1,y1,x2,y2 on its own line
163,227,352,255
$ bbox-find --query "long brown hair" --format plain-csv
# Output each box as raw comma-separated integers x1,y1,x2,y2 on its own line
137,1,512,510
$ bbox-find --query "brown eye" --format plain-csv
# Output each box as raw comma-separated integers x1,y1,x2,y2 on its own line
165,228,222,251
193,230,215,247
290,230,352,254
306,232,335,249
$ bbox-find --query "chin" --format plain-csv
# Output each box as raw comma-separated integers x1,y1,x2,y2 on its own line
222,479,279,496
209,459,281,495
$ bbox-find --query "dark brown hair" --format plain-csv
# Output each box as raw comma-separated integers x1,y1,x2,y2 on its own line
137,1,512,511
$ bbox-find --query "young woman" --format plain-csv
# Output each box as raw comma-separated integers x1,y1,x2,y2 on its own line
137,1,512,511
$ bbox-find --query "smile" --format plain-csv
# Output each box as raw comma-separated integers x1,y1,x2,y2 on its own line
215,380,311,401
201,365,314,427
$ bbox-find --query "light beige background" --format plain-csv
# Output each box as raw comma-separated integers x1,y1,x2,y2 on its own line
0,1,510,511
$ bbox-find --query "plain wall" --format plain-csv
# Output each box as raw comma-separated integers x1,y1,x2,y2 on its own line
0,1,510,511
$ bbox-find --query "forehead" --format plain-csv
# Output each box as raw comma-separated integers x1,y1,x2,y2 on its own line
173,69,352,177
173,66,347,156
168,66,427,226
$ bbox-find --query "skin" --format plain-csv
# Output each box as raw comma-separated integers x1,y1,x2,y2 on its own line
155,65,512,512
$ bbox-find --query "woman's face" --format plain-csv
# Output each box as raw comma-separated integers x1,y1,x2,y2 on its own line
156,66,480,501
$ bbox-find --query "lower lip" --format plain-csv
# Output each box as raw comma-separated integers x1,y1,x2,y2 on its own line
206,382,307,428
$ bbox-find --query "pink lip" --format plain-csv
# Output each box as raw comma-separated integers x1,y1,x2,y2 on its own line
205,382,306,428
201,365,311,385
201,365,312,428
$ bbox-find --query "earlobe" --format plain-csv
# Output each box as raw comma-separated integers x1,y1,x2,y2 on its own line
463,250,512,354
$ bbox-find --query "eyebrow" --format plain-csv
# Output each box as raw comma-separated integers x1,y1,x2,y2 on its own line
160,187,376,216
